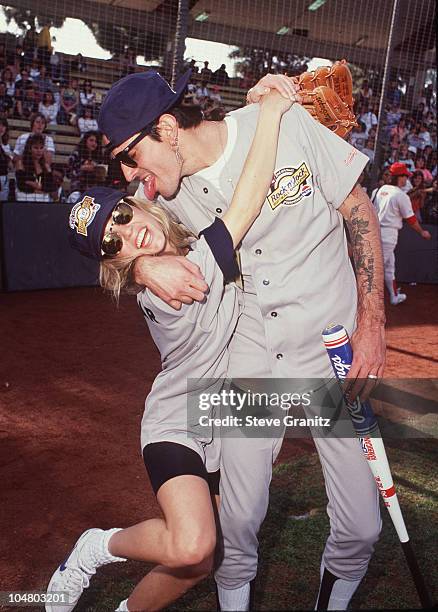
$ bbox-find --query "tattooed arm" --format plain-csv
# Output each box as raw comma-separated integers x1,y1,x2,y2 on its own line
338,184,386,399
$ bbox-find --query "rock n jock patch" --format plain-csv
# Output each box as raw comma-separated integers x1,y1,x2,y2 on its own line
267,163,313,210
69,196,101,236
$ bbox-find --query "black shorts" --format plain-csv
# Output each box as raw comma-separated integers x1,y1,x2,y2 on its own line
143,441,220,496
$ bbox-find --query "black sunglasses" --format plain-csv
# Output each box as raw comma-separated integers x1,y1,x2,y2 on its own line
101,200,134,256
111,126,152,168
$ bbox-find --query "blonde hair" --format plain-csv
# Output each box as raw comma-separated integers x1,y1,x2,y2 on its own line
100,196,194,300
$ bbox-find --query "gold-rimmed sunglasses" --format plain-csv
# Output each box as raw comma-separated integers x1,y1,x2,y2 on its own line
101,199,135,256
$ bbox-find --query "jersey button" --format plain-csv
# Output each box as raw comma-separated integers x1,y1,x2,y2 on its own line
216,207,222,213
276,353,283,360
262,279,270,286
255,248,262,255
271,311,278,317
203,187,208,193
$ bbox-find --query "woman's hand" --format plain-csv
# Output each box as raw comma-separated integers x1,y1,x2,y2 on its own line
259,89,294,116
246,74,302,105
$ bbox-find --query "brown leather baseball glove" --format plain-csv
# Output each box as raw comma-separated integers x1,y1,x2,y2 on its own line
294,59,357,139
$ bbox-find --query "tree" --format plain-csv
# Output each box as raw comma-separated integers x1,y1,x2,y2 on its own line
229,46,311,81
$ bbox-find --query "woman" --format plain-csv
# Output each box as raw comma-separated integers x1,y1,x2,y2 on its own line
415,156,433,185
79,79,96,110
1,67,16,97
15,133,55,202
38,91,58,126
408,170,427,220
0,117,12,201
57,78,79,125
68,130,104,191
13,113,55,164
46,91,291,612
77,106,98,135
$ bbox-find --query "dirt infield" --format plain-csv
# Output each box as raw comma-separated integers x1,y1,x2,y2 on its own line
0,283,437,606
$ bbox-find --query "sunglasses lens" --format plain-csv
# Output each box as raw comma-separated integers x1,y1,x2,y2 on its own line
101,232,123,256
118,152,137,168
112,201,134,225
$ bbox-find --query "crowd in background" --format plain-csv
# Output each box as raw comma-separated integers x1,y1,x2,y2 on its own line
348,79,437,223
0,30,436,223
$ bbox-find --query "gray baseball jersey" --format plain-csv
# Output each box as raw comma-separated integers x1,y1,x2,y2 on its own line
138,235,242,473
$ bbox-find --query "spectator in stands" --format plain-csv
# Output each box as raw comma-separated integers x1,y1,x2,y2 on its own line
358,79,373,104
51,164,69,203
408,170,427,220
200,61,212,83
213,64,229,86
30,59,41,79
58,78,79,125
11,44,24,77
406,125,424,151
13,113,55,165
0,117,12,201
418,123,432,149
397,143,415,173
423,145,433,167
39,91,58,126
78,106,98,135
15,133,54,202
412,102,426,124
121,48,137,77
15,84,39,120
50,46,62,81
361,137,375,163
384,104,401,139
14,67,33,93
387,80,402,107
71,53,87,74
422,178,438,224
80,79,96,112
349,120,367,150
390,117,408,152
0,43,6,71
358,103,377,136
34,64,53,98
37,22,53,70
415,157,433,185
68,130,104,191
2,67,15,97
195,81,210,105
186,59,199,74
0,81,14,116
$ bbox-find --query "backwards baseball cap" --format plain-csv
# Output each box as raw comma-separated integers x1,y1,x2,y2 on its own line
389,162,412,177
98,70,192,150
68,186,128,260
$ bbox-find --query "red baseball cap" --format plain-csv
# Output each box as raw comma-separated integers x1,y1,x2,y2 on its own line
389,162,412,177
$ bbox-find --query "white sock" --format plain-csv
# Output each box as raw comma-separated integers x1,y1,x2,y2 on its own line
115,598,129,611
85,528,126,570
217,583,250,611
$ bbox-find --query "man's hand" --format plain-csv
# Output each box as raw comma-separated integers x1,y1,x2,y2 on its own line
246,74,302,105
346,323,386,401
134,255,209,310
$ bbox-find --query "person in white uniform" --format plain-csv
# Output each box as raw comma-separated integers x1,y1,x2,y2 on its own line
374,162,431,305
96,70,386,611
46,90,291,612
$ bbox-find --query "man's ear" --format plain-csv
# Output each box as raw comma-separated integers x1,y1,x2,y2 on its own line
157,113,178,143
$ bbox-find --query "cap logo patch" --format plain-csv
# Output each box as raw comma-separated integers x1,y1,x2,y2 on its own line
69,196,101,236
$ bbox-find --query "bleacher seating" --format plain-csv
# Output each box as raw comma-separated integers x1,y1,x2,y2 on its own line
4,48,247,167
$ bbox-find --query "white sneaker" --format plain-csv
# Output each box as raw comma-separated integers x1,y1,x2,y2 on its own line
390,293,407,305
45,528,104,612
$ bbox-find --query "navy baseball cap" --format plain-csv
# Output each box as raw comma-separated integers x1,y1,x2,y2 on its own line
98,70,192,150
68,187,128,260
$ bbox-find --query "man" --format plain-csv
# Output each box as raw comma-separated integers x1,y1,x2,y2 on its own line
57,70,385,611
374,162,431,305
213,64,230,86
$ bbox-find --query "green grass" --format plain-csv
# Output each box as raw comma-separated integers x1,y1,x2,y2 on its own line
78,440,437,611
